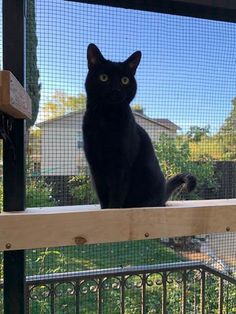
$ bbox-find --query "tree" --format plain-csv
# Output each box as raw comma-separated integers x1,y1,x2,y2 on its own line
42,91,86,120
218,97,236,159
187,125,210,142
26,0,41,129
155,134,218,199
131,104,144,115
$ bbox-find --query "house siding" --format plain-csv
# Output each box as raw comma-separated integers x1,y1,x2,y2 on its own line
40,113,87,176
134,115,175,142
39,112,177,176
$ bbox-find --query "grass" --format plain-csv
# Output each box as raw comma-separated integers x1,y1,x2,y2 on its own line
26,239,181,275
24,240,182,314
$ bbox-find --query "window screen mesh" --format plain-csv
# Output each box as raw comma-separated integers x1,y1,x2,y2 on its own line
26,235,236,313
27,0,236,206
1,0,236,313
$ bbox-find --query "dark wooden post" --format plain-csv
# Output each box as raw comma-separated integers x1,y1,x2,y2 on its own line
3,0,26,313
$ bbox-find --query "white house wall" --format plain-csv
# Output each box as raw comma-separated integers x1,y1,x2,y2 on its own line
134,115,175,142
41,114,87,176
40,112,176,176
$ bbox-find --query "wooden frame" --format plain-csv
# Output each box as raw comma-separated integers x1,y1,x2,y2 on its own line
172,0,236,10
68,0,236,23
0,199,236,251
0,70,32,119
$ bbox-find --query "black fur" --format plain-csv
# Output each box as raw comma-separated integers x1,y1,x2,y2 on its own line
83,44,196,208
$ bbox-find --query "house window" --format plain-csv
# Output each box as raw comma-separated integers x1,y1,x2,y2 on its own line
77,132,83,149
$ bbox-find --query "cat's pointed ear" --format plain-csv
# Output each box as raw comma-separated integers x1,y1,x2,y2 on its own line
125,51,142,74
87,44,105,69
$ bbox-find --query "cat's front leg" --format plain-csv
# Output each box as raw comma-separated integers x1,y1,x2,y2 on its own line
90,167,109,209
108,172,129,208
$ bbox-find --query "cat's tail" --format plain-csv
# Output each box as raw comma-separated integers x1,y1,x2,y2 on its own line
165,173,197,201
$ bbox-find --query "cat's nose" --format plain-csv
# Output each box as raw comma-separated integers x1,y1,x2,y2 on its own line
111,86,121,92
112,89,121,95
111,90,120,99
109,90,122,103
111,79,121,92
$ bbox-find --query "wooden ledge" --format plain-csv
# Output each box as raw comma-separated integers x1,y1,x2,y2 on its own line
0,70,32,119
0,199,236,251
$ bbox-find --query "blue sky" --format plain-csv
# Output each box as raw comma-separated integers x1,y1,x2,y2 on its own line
2,0,236,133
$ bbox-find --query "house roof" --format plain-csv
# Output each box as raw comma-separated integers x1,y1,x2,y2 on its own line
37,110,180,131
152,118,181,131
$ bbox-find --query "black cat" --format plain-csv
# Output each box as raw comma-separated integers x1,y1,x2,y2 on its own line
83,44,196,208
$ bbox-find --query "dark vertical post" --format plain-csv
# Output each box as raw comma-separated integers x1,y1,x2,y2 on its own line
218,278,224,314
50,283,55,314
141,273,146,314
162,272,167,314
200,270,205,314
75,281,80,314
120,275,125,314
3,1,26,314
182,270,187,314
98,278,102,314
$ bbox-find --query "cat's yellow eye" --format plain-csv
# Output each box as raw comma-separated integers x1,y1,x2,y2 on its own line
121,76,130,85
99,74,109,82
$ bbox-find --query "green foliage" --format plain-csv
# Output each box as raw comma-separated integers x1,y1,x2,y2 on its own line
24,243,236,314
26,240,181,313
0,175,55,211
26,178,56,207
131,104,144,114
42,91,86,120
155,134,218,199
218,97,236,160
69,172,98,204
26,0,41,129
26,158,56,207
189,136,225,161
187,125,210,142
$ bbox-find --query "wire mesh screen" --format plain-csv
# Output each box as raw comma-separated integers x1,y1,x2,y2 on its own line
26,234,236,313
23,0,236,313
27,0,236,206
12,0,236,312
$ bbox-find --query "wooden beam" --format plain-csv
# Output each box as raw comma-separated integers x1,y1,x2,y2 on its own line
67,1,236,22
0,199,236,251
0,70,32,119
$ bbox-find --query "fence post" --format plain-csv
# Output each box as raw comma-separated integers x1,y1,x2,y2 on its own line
2,0,26,313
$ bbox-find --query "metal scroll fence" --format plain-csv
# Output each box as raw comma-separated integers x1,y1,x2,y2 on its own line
25,261,236,314
1,235,236,313
23,233,236,313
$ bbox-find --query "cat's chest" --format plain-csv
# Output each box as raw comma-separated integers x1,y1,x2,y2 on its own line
84,113,127,138
83,112,133,155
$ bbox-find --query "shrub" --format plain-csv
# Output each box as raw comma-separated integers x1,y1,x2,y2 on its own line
155,133,218,200
26,178,57,207
69,172,98,204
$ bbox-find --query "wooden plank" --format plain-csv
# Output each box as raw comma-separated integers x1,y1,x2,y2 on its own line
0,70,32,119
0,199,236,251
68,0,236,13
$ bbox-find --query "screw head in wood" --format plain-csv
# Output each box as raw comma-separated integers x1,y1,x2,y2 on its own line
74,236,87,245
5,243,11,249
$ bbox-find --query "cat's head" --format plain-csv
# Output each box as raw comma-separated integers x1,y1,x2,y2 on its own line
85,44,141,106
